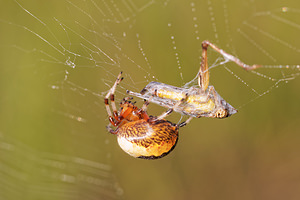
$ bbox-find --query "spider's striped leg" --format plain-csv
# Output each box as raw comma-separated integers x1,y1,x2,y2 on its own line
104,72,123,126
136,93,155,121
141,95,154,111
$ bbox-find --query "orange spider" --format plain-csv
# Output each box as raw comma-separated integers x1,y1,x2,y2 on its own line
104,72,187,159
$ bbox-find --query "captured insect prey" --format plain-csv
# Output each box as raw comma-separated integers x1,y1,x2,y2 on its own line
127,40,262,121
104,72,191,159
127,83,238,119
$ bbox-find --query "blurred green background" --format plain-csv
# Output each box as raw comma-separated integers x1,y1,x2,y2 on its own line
1,0,300,200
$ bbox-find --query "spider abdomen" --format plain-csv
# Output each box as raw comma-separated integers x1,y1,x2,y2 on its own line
116,119,178,159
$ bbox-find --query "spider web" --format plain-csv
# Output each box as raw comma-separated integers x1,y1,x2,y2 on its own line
1,0,300,200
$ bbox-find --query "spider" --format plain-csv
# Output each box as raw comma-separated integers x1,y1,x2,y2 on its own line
127,40,261,125
104,72,188,159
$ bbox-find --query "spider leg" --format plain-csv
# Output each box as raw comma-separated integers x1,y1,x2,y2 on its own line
106,123,117,134
135,93,155,121
141,95,154,111
104,72,124,126
177,116,194,128
198,40,262,91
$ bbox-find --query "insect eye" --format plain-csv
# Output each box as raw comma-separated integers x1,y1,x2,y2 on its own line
216,109,228,118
